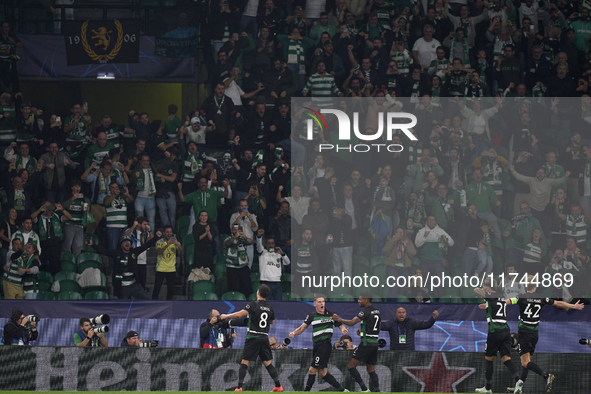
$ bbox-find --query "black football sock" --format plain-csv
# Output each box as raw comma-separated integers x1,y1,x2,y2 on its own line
485,360,494,390
526,361,547,379
305,374,316,391
369,371,380,391
521,367,529,382
503,359,520,382
322,372,343,390
348,367,367,391
266,364,281,387
238,363,248,388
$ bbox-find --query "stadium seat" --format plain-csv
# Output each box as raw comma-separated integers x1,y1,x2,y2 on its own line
371,264,387,278
248,293,257,300
214,254,227,266
77,260,103,274
301,292,316,301
192,280,216,294
251,271,260,282
81,273,107,295
37,270,53,283
283,292,301,301
58,291,83,300
438,296,463,304
182,233,195,249
193,291,219,301
177,215,190,233
221,291,247,301
251,281,261,293
56,279,80,293
281,273,292,282
370,255,387,268
281,281,291,293
60,251,76,265
77,252,101,265
36,290,55,300
54,271,77,282
84,291,109,300
214,263,227,279
38,280,52,292
60,261,77,273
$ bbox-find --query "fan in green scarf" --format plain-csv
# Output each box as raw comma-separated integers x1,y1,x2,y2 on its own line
135,156,157,197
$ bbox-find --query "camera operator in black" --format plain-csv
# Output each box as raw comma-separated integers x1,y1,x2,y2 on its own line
333,292,381,392
86,231,160,299
289,294,349,392
121,331,142,347
200,308,239,348
334,335,355,350
220,284,283,392
74,317,108,347
3,310,38,345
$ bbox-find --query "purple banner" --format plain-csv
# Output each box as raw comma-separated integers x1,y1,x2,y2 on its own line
15,34,194,79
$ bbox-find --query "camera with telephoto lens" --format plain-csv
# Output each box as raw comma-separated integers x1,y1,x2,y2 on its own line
280,338,291,348
26,315,40,323
90,314,110,334
378,339,387,348
90,314,110,325
93,326,109,334
139,340,159,348
579,338,591,345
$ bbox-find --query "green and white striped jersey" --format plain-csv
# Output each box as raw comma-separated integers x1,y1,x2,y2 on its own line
302,73,341,107
303,309,341,344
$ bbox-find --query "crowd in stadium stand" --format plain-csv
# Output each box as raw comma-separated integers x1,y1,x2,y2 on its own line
1,0,591,302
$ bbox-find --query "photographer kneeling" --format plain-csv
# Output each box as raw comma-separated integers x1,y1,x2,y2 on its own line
200,309,238,348
74,317,108,347
333,334,355,350
2,310,38,345
120,330,159,348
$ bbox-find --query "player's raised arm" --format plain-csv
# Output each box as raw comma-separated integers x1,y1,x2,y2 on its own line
332,313,361,327
552,300,585,311
289,322,309,338
221,309,249,320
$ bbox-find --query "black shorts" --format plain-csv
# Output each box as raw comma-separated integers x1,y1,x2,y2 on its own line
242,336,273,362
311,342,332,369
518,329,538,356
352,344,378,365
485,330,512,358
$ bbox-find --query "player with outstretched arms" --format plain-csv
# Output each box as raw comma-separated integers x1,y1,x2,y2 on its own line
289,294,350,392
220,284,283,392
473,279,521,393
332,292,381,392
506,276,584,393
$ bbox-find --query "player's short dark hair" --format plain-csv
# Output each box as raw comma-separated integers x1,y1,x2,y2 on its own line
313,294,325,302
10,310,23,324
359,292,373,302
258,284,271,299
163,225,173,232
137,216,148,224
79,317,90,327
340,334,352,342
